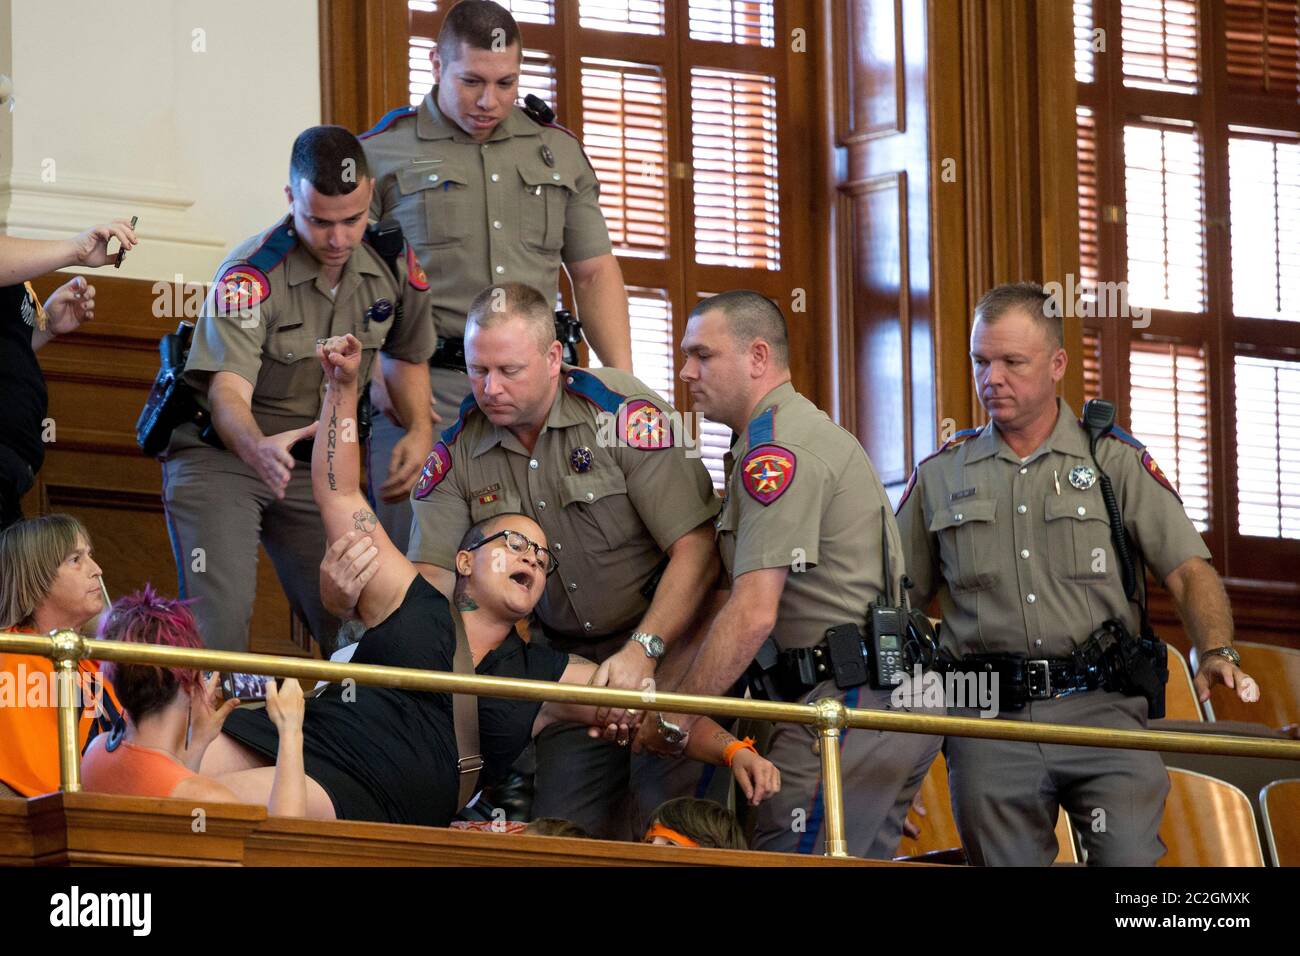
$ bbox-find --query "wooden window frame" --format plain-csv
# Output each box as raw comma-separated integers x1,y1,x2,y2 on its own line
1077,0,1300,583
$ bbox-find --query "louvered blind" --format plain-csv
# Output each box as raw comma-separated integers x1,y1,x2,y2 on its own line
580,59,669,258
1122,0,1199,93
1225,0,1300,94
1083,327,1103,403
1229,135,1300,322
409,36,436,105
496,0,554,24
1075,0,1097,83
1235,355,1300,539
588,287,675,403
1124,123,1207,312
579,0,665,35
1077,107,1100,291
691,68,781,270
408,0,555,27
699,418,733,490
1130,341,1211,530
689,0,776,47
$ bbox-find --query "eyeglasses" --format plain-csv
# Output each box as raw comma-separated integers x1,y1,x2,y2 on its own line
466,529,558,576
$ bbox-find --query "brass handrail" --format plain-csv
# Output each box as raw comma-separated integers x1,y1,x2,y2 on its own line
4,628,1299,858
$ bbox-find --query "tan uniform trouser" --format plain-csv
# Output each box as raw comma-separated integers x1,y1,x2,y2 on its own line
946,689,1170,866
161,427,341,655
750,681,942,858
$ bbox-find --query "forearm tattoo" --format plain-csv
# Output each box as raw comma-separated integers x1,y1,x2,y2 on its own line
326,403,339,492
353,510,377,533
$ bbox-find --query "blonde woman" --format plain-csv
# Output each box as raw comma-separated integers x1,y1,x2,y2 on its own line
0,514,122,797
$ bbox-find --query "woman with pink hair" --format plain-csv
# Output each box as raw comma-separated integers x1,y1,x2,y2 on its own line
81,586,308,816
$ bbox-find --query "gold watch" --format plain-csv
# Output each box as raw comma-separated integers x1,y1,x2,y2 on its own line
1201,646,1241,667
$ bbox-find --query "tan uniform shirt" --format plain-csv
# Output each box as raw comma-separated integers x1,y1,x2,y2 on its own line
361,92,613,339
896,398,1211,658
182,217,436,437
717,383,903,651
408,366,719,638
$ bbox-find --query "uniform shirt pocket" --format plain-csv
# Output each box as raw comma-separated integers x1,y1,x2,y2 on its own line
928,498,999,593
560,468,633,551
257,321,317,402
397,163,473,246
517,161,577,252
1044,495,1113,583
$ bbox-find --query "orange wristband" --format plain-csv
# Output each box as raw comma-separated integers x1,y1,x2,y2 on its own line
723,736,757,767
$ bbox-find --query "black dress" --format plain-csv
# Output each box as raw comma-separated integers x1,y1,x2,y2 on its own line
221,575,569,826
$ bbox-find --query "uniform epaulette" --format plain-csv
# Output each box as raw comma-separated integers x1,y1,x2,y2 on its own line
897,428,981,511
1099,424,1145,451
245,220,296,274
563,368,625,415
359,106,416,140
440,392,480,447
747,405,777,448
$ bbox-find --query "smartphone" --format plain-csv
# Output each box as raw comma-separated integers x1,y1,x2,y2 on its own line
221,672,271,702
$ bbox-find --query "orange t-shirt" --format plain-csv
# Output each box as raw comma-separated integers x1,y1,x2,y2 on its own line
0,637,123,797
81,736,196,798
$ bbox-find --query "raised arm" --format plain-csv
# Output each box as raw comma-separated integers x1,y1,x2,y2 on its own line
312,334,417,626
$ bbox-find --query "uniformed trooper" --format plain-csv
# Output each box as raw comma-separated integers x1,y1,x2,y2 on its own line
357,0,633,554
161,126,436,655
391,281,717,839
641,291,942,858
896,281,1261,866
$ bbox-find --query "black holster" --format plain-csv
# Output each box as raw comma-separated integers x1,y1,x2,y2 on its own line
1075,618,1169,718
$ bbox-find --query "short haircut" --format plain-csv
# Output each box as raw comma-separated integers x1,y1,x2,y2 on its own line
692,290,790,368
650,797,747,850
289,125,370,197
0,514,91,629
973,281,1063,348
437,0,521,64
99,585,206,723
466,283,556,354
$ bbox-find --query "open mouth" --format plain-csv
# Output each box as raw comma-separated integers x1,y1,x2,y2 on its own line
509,570,534,591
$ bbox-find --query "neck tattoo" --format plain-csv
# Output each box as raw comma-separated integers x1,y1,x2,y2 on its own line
454,595,479,612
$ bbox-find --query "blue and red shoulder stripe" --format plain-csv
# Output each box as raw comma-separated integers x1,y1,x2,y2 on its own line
897,428,982,511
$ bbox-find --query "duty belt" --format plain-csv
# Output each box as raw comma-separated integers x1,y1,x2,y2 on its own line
947,653,1105,710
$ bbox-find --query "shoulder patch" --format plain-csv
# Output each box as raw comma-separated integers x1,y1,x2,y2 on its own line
360,106,416,140
413,442,453,500
563,368,626,415
440,392,480,447
897,428,981,509
1140,450,1183,502
405,244,428,291
740,443,797,505
622,398,673,450
214,263,271,313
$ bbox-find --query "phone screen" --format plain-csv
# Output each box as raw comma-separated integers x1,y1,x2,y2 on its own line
221,672,270,702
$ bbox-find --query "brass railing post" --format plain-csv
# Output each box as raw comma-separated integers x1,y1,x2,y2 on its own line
50,629,86,793
813,697,849,858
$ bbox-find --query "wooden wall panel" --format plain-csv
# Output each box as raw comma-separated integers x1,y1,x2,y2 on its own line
831,0,935,496
19,275,305,659
841,173,910,485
